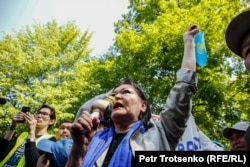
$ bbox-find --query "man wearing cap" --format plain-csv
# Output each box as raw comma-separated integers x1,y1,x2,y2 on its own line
222,121,250,151
225,10,250,71
225,9,250,151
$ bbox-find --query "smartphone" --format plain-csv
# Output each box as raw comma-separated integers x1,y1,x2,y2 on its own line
17,106,30,123
21,106,30,113
0,97,7,105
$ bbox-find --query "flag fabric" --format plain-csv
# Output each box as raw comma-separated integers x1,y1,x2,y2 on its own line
194,31,207,67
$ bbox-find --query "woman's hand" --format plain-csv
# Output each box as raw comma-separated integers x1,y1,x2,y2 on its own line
182,24,200,71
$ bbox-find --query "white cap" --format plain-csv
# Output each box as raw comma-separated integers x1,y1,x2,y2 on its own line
222,121,250,139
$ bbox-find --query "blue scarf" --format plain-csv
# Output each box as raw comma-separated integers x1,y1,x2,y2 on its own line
82,121,142,167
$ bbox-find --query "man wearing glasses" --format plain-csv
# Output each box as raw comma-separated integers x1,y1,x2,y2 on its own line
0,104,56,167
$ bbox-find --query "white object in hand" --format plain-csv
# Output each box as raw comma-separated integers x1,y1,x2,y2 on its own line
91,111,100,119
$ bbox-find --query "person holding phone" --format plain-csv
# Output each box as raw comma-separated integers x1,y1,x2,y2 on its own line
0,104,57,167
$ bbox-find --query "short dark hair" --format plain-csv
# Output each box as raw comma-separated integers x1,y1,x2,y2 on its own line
58,119,73,126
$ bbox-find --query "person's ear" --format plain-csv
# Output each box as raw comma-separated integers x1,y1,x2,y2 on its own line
49,119,55,126
140,101,147,113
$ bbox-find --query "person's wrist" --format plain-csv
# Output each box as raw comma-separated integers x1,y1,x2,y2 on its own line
9,124,17,131
26,138,35,142
28,131,36,136
28,133,35,140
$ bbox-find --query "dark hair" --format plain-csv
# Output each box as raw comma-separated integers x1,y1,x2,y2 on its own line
59,119,73,125
111,80,151,130
37,104,56,129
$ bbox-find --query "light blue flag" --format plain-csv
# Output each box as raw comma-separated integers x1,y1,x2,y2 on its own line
194,31,207,67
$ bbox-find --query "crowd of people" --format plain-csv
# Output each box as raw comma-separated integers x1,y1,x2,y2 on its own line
0,9,250,167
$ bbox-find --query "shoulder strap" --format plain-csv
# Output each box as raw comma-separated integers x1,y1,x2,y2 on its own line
0,132,28,166
17,133,55,167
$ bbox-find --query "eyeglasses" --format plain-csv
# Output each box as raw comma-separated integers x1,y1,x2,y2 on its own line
35,111,50,117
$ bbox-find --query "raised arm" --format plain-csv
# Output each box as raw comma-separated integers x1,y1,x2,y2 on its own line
181,24,199,71
160,24,199,150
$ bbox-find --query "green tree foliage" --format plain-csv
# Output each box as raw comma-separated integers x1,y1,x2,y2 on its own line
0,20,114,135
109,0,250,149
1,0,250,151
